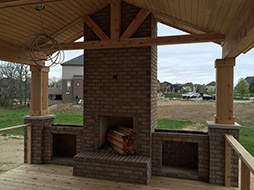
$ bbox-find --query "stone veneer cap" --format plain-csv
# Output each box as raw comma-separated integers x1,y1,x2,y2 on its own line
23,115,56,120
206,121,241,129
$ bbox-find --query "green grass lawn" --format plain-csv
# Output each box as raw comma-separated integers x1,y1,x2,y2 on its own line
54,112,83,125
0,108,29,135
0,108,83,135
239,128,254,156
0,108,253,155
164,93,182,99
157,118,195,130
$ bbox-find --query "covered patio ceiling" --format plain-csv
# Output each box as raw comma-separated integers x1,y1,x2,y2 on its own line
0,0,253,65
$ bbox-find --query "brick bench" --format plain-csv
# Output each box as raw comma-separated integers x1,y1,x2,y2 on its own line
73,151,151,184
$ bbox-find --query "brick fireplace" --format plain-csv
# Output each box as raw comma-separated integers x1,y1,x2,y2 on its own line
73,2,157,184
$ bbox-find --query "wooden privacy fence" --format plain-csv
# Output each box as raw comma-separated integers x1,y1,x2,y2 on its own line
0,124,32,164
225,134,254,190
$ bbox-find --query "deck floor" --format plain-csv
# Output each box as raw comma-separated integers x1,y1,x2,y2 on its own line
0,164,238,190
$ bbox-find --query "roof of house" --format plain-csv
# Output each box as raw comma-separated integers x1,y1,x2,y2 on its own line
206,81,216,87
245,76,254,85
61,55,84,66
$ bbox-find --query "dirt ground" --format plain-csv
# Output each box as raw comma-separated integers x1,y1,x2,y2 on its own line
1,100,253,187
0,135,24,173
158,100,254,128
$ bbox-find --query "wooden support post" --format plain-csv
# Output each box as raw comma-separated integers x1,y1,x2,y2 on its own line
225,140,231,187
214,58,235,124
110,0,121,40
30,66,50,116
27,125,32,164
241,161,250,190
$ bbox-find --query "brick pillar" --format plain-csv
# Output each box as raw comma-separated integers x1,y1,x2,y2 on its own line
30,66,49,116
214,58,235,124
208,58,240,187
23,115,55,164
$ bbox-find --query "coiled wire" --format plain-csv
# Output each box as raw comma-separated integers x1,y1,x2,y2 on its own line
20,3,65,67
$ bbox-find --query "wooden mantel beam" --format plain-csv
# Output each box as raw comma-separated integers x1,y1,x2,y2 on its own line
54,33,224,50
222,1,254,58
110,0,121,40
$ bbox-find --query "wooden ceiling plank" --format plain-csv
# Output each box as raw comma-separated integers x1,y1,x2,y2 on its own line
221,0,246,34
185,0,192,23
110,0,121,40
120,8,150,39
50,17,83,38
222,1,254,58
0,0,64,9
61,0,89,17
20,6,63,29
84,15,109,40
213,0,231,33
206,0,223,32
1,9,50,33
154,11,212,34
56,33,224,50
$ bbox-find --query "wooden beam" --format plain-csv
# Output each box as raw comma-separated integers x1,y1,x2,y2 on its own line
222,1,254,58
225,140,231,187
55,33,224,50
83,15,109,40
0,124,31,133
30,66,49,116
121,8,150,39
0,40,35,65
27,125,32,164
241,161,251,190
215,58,235,124
110,0,121,40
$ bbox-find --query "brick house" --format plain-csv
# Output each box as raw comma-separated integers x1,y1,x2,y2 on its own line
245,76,254,92
61,55,84,104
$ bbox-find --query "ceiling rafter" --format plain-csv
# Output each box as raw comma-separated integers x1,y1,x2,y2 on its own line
84,15,109,40
121,8,150,39
110,0,121,40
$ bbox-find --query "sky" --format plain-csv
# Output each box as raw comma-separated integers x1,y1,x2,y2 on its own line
49,23,254,86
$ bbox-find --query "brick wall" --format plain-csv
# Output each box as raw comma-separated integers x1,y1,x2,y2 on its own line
209,126,239,187
62,79,83,104
152,130,209,182
24,116,55,164
82,2,157,157
43,124,83,165
24,116,83,166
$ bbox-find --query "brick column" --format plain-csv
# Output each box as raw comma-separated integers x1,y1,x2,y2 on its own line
208,58,240,187
30,66,50,116
23,115,55,164
214,58,235,124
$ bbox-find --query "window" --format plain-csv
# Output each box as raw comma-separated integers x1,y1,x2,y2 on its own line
67,80,71,90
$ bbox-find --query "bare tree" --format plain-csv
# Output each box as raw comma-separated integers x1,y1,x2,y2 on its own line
0,61,31,107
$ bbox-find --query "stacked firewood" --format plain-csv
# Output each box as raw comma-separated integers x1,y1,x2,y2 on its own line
106,126,136,155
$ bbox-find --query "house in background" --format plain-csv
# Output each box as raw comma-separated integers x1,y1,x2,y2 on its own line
245,76,254,92
61,55,84,104
48,83,62,105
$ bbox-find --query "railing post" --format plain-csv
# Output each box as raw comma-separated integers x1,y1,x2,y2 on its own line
225,139,231,187
241,161,250,190
27,125,32,164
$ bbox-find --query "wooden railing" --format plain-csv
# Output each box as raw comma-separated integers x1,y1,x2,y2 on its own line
0,124,32,164
225,134,254,190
